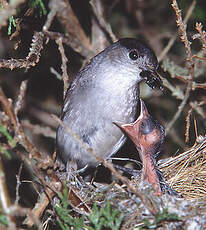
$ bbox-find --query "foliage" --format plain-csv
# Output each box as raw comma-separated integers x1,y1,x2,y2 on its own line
29,0,47,17
54,182,124,230
0,212,8,227
8,0,47,35
8,16,16,35
140,208,181,229
54,182,85,230
0,122,16,159
88,202,124,230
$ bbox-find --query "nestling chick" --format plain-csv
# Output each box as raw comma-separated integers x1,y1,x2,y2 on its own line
115,99,164,195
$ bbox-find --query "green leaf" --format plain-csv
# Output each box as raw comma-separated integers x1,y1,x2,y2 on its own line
8,16,16,35
0,122,16,148
0,214,8,226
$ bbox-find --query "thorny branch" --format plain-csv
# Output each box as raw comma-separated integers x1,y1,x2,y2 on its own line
166,0,195,135
159,0,196,61
0,32,44,70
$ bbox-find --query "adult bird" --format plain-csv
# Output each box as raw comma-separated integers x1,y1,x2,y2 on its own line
56,38,162,174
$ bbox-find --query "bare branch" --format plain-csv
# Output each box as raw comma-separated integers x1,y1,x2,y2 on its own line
15,164,23,206
0,155,16,228
166,83,191,135
22,120,56,139
47,0,94,59
193,22,206,49
185,108,192,143
171,0,194,71
159,0,196,61
90,0,117,44
166,0,196,134
56,38,69,97
14,80,28,116
0,86,43,161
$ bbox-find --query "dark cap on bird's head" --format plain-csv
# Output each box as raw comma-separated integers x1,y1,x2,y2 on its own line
119,38,163,90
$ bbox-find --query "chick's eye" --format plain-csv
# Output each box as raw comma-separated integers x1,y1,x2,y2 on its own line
140,119,154,135
129,50,138,60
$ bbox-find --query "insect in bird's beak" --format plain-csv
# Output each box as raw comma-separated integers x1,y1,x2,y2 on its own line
141,67,163,90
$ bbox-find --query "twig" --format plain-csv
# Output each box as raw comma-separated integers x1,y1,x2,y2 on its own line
166,83,191,135
47,0,94,59
0,155,16,228
159,37,176,62
190,101,205,119
15,164,23,206
185,108,192,143
91,0,110,53
171,0,194,70
0,86,43,161
43,30,94,59
193,22,206,49
0,32,44,70
56,38,69,97
43,1,57,31
14,80,28,116
26,32,44,67
159,0,196,61
90,0,117,43
166,0,195,134
22,120,56,139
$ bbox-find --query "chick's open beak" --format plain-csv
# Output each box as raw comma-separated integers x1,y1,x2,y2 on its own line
139,99,149,119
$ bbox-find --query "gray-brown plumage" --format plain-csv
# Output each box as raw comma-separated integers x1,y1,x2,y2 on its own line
56,38,162,172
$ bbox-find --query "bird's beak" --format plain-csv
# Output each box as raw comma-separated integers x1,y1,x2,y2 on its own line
139,99,149,120
141,67,163,90
113,121,138,144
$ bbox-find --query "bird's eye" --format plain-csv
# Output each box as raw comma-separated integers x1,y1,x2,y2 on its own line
129,50,138,60
140,119,154,135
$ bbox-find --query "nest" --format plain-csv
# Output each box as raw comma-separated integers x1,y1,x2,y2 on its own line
159,135,206,199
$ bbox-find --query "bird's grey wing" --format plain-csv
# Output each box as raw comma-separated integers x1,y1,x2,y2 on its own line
57,88,127,167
